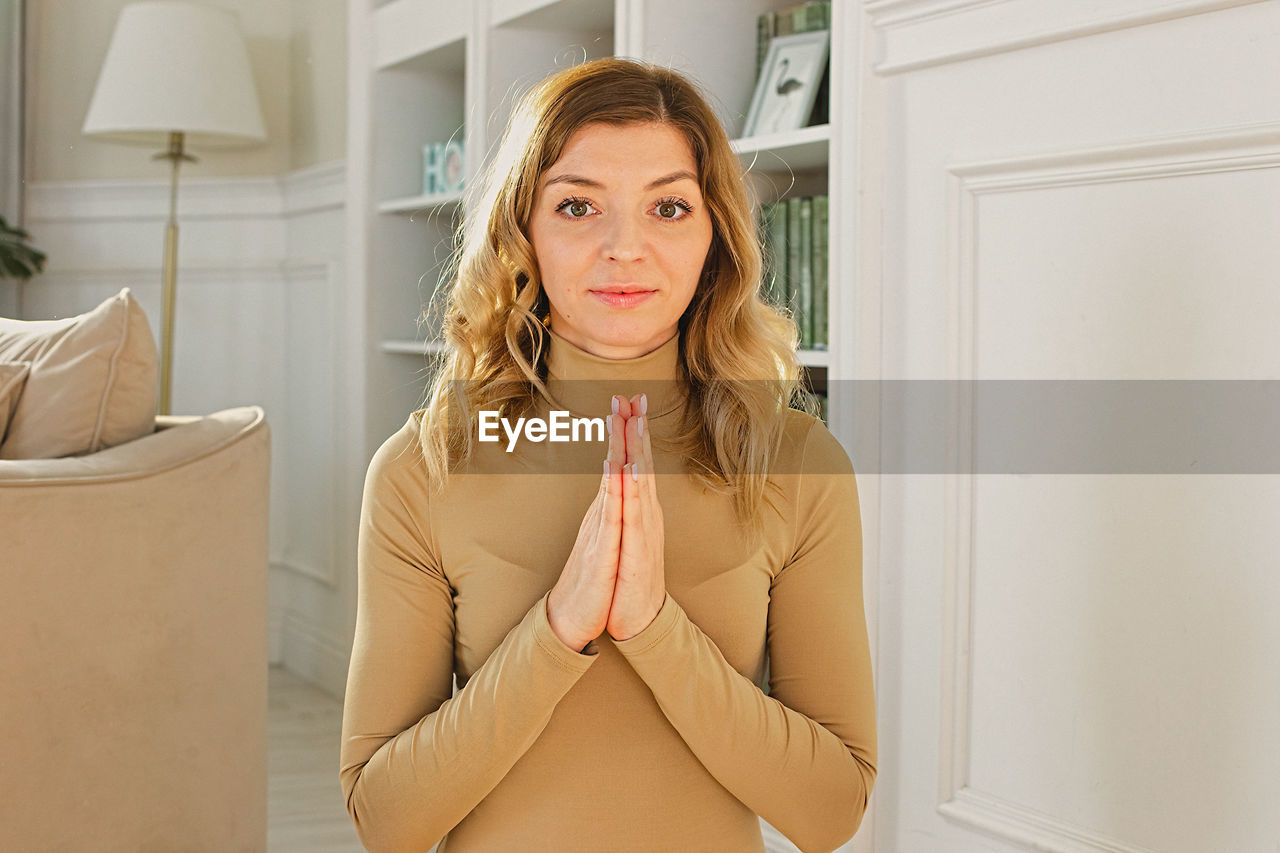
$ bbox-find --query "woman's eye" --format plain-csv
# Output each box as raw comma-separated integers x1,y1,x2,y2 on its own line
556,198,595,218
554,196,693,220
655,197,694,220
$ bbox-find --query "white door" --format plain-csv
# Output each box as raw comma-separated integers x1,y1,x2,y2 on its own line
852,2,1280,852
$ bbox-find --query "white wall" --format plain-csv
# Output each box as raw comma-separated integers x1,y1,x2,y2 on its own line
23,0,348,179
25,0,292,180
289,0,347,170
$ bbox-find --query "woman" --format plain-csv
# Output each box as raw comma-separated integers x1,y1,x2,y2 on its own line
340,57,876,853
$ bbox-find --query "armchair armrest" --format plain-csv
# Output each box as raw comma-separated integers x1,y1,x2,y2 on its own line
0,405,271,851
0,405,266,484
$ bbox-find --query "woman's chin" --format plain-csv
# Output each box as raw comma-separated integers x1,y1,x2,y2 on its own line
580,322,674,358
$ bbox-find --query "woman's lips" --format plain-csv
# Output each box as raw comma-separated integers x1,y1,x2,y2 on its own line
589,289,656,308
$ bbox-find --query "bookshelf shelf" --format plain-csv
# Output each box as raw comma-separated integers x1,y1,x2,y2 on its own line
798,349,830,368
492,0,615,30
378,190,465,215
380,339,449,356
732,123,831,172
373,1,468,70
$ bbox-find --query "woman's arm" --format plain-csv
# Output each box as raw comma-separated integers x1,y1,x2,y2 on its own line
612,419,877,853
339,425,599,853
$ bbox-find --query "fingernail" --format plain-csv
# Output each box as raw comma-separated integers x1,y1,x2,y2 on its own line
611,396,619,415
641,394,648,414
630,462,639,482
603,460,609,477
638,416,644,436
606,416,612,435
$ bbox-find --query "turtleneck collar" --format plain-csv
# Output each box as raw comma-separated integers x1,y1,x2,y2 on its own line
543,325,687,424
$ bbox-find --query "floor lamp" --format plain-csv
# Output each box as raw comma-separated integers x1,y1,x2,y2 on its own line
83,1,265,415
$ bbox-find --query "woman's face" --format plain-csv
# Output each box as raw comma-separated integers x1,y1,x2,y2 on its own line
527,121,713,359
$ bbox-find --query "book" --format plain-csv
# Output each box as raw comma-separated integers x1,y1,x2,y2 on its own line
797,197,813,349
765,201,788,307
757,203,774,304
755,13,774,81
786,196,802,339
812,194,828,349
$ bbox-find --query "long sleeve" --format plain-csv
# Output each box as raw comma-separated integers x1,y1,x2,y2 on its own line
339,428,599,853
612,419,877,853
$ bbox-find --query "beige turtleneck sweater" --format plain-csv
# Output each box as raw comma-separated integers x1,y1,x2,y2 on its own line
339,328,876,853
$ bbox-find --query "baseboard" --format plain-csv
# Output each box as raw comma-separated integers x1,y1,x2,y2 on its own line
277,606,351,702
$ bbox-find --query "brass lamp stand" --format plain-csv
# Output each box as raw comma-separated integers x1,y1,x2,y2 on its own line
82,2,266,417
154,131,196,416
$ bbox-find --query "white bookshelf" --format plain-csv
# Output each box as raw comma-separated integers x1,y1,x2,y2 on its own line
377,190,465,215
798,348,829,368
349,0,851,458
731,123,830,171
380,339,451,356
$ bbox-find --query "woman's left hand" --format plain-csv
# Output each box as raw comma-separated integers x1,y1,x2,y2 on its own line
606,393,667,642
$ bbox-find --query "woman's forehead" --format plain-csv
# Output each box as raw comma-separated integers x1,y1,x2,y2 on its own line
540,123,699,188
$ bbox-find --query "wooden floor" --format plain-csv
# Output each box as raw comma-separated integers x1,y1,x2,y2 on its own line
268,665,365,853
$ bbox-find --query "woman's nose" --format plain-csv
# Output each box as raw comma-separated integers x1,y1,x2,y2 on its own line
602,213,645,262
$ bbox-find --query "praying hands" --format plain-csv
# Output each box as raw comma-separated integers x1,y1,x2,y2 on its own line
546,393,666,650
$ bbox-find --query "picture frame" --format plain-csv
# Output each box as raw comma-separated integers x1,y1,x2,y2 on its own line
743,29,830,138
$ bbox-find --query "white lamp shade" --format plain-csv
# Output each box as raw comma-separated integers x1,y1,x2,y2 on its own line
83,1,266,146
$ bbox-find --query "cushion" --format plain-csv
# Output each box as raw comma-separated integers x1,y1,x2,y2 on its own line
0,360,31,444
0,287,158,459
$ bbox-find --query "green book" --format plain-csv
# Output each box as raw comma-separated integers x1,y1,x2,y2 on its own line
784,1,829,34
757,203,773,304
812,194,828,349
786,197,802,336
764,2,826,54
803,0,829,30
773,7,796,37
755,13,775,82
797,197,813,349
765,201,788,307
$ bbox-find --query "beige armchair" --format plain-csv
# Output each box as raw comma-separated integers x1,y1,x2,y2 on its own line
0,405,270,852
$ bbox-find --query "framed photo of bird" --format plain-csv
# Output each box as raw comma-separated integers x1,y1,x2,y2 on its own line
743,30,831,138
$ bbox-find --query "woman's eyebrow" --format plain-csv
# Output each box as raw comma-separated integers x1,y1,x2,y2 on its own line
543,169,698,191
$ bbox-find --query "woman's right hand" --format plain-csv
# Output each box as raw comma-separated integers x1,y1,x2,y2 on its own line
546,396,631,651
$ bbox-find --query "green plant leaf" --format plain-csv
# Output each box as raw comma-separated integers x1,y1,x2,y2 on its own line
0,215,48,281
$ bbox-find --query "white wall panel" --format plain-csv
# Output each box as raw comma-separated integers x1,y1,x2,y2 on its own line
869,0,1280,850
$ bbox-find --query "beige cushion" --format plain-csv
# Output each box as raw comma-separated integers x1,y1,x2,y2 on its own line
0,360,31,444
0,288,158,459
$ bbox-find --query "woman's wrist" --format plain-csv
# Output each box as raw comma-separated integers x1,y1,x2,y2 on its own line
545,590,588,652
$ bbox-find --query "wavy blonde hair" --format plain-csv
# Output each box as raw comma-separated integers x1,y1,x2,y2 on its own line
417,57,811,532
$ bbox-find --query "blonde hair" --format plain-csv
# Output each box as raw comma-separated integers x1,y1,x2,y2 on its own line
417,57,810,532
